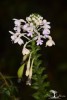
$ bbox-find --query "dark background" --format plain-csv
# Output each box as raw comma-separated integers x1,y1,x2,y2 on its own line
0,0,67,99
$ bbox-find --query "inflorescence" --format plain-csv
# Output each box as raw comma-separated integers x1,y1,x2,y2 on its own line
9,14,55,47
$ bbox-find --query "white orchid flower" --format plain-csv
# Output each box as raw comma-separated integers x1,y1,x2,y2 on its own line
9,14,55,46
14,37,24,45
46,39,55,47
22,47,30,55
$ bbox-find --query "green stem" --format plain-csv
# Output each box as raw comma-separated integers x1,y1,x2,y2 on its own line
0,72,9,87
30,41,50,100
0,76,17,80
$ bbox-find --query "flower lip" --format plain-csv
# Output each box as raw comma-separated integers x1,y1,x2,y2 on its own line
22,47,30,55
13,19,21,26
27,32,33,37
14,37,24,45
43,29,50,35
46,39,55,47
36,39,43,45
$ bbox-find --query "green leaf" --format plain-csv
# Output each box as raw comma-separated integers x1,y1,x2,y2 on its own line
17,64,25,78
32,92,40,100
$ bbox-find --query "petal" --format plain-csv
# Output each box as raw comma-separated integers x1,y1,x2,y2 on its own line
20,19,26,23
43,19,47,24
18,39,24,45
25,55,31,76
45,25,51,29
26,70,29,76
9,31,14,34
36,39,43,45
46,39,55,47
43,29,49,35
22,47,30,55
14,38,19,43
22,24,28,30
11,34,17,40
47,22,50,24
27,32,33,37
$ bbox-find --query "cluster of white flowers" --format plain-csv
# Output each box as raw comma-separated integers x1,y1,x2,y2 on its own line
9,14,55,85
9,14,55,47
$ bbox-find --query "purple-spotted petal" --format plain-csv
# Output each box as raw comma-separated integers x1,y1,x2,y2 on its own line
27,32,33,37
36,39,43,45
43,29,50,35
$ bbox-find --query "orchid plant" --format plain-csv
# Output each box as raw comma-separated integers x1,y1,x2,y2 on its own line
9,13,55,100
